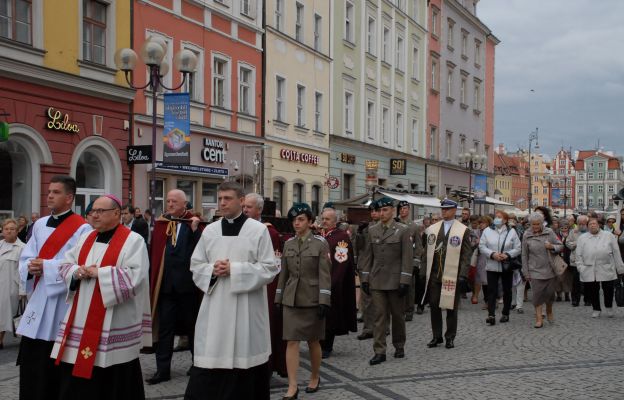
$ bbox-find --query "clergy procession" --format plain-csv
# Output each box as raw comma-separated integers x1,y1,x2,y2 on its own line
3,174,624,400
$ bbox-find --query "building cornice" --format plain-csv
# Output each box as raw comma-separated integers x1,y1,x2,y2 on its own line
266,27,332,63
445,0,493,37
0,56,136,102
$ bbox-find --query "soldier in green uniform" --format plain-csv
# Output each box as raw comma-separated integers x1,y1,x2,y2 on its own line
275,203,331,399
420,199,472,350
360,197,413,365
397,201,424,321
355,201,380,340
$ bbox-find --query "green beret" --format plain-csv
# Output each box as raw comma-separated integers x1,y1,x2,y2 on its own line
288,202,313,220
322,202,335,210
85,200,95,217
368,200,378,211
376,197,395,208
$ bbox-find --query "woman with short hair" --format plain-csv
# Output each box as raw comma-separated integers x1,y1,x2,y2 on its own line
0,219,25,348
576,217,624,318
472,216,492,308
521,212,563,328
479,211,521,324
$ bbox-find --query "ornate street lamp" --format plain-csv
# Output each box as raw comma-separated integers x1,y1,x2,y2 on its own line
114,37,197,222
458,148,487,214
527,128,539,212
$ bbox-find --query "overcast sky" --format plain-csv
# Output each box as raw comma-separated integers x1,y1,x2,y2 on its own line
478,0,624,158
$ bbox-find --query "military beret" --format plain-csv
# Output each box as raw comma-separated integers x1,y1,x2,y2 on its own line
397,200,409,208
85,200,95,216
368,200,378,211
288,202,313,220
376,197,395,208
322,202,335,210
440,198,459,209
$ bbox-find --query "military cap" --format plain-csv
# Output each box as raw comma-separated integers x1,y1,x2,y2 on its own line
376,197,395,208
368,200,378,211
440,198,459,209
323,202,335,210
85,200,95,216
397,200,409,208
288,202,313,221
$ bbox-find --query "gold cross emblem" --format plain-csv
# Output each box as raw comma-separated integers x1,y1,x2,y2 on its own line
81,346,93,359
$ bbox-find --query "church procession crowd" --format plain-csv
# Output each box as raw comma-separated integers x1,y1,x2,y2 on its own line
1,175,624,400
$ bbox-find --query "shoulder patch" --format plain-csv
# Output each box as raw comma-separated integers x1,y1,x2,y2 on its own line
313,234,328,244
286,236,297,242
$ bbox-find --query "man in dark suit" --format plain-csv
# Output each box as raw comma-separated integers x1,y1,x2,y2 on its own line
121,204,149,243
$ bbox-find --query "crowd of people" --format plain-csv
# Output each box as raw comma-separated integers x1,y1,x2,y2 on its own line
1,175,624,399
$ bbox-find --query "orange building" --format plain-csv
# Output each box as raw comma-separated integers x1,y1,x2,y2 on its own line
131,1,264,218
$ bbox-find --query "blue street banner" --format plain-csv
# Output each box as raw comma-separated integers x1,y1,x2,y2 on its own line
551,187,561,207
163,93,191,165
473,174,487,203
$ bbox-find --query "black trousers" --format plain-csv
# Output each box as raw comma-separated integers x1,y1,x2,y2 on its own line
584,280,615,311
185,362,271,400
18,337,60,400
156,292,198,373
320,332,335,352
428,280,460,340
569,266,582,303
487,270,513,317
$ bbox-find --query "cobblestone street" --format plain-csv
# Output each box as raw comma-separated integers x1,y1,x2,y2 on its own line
1,299,624,399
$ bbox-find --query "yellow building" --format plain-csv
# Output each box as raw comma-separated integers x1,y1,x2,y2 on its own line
530,154,551,209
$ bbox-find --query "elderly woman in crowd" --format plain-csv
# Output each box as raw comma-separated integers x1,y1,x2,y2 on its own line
576,217,624,318
0,219,25,348
479,211,521,325
472,215,492,308
522,212,563,328
15,215,28,243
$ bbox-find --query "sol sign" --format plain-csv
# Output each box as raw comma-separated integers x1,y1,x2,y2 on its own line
46,107,80,133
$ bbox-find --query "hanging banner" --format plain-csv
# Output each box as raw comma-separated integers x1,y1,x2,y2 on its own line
473,174,487,203
163,93,191,165
551,187,561,207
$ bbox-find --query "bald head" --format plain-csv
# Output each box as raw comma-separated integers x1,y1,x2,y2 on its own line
321,208,338,230
166,189,187,217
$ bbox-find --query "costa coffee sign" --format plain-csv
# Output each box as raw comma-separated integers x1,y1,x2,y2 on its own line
280,148,319,165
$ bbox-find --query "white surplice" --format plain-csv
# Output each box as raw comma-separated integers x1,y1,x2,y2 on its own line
191,218,279,369
50,229,152,368
17,216,92,340
0,239,25,332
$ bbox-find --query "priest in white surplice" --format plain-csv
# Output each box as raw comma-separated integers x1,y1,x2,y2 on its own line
184,182,279,400
51,195,151,399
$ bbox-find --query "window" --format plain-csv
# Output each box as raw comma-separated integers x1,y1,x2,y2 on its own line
201,182,218,218
588,172,594,179
431,60,437,89
412,46,419,79
429,126,437,159
598,162,604,169
296,84,305,127
609,171,615,179
578,198,584,207
589,198,594,207
411,0,419,20
345,1,354,42
475,40,481,65
447,69,453,98
314,92,322,132
598,197,604,206
240,0,254,18
445,132,452,160
382,107,390,143
598,185,603,193
295,2,304,42
396,35,404,70
431,9,438,36
542,186,547,195
366,101,375,140
344,91,354,134
447,19,454,49
598,172,604,179
381,26,390,62
578,185,583,194
396,0,404,11
473,83,480,110
311,185,321,216
83,0,107,64
293,183,304,203
273,181,284,215
588,185,594,193
183,47,203,102
177,180,195,205
460,78,466,104
275,0,283,31
396,112,404,147
275,76,285,121
461,31,468,57
212,56,229,108
460,136,466,154
0,0,31,44
367,17,376,55
343,174,353,200
314,14,321,51
543,198,547,206
239,65,253,114
411,119,418,151
533,186,538,194
608,184,614,193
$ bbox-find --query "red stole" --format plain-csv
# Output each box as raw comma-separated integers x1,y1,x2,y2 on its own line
34,214,85,289
55,225,131,379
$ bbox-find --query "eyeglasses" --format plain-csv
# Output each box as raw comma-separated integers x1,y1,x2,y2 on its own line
89,208,117,216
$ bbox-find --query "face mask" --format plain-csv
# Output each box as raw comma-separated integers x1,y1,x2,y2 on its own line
579,227,587,233
493,218,503,227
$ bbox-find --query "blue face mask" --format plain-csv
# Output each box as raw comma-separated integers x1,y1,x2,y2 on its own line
493,218,503,227
579,226,587,233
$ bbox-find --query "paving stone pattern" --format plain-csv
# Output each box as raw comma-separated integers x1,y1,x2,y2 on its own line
1,299,624,399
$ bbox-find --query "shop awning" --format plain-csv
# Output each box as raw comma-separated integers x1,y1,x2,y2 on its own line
378,190,442,208
484,196,513,206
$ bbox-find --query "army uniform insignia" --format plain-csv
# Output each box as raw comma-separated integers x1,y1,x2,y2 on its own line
449,235,461,247
427,234,436,245
274,250,282,269
334,241,349,263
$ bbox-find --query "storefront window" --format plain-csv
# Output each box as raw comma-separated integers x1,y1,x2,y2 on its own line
311,185,321,216
273,181,284,216
75,150,105,216
202,182,218,220
147,179,164,217
177,180,195,209
293,183,304,204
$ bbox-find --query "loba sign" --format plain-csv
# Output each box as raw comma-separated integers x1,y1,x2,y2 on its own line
126,145,152,164
201,138,227,164
46,107,80,133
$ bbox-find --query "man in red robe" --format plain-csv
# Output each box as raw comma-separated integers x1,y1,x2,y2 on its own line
243,193,287,377
318,207,357,359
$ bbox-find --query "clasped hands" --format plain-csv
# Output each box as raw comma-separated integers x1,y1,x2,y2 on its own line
73,264,98,280
213,259,231,277
491,252,509,262
27,258,45,277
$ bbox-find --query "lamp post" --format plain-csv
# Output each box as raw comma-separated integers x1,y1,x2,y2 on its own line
458,148,487,214
114,37,197,222
527,128,539,212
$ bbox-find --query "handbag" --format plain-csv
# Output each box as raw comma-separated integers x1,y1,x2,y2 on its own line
615,278,624,307
548,251,568,277
13,297,26,337
500,228,521,272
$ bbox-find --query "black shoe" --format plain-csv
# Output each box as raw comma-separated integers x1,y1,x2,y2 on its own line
394,348,405,358
486,316,496,325
369,354,386,365
305,377,321,393
140,346,155,354
445,338,455,349
556,295,562,302
416,306,424,315
427,337,444,348
572,301,579,307
145,371,170,385
321,350,331,359
500,315,509,323
405,313,413,321
357,332,373,340
283,388,299,400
